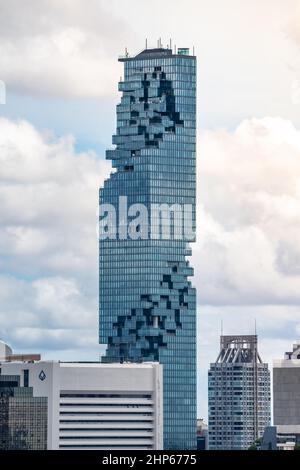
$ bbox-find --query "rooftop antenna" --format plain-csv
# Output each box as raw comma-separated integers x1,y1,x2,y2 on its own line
145,38,148,49
254,318,257,336
125,47,128,57
221,319,223,337
193,45,195,55
170,38,172,51
174,44,177,54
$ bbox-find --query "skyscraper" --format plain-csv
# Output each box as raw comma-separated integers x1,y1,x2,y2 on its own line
99,45,197,449
208,335,271,450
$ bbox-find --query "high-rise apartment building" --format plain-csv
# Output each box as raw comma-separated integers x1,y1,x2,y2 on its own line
208,335,271,450
273,342,300,445
99,45,197,449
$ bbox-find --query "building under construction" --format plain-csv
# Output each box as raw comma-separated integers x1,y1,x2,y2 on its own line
208,335,271,450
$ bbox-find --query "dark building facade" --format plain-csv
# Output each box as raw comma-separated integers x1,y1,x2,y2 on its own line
0,374,47,450
99,46,197,449
197,419,208,450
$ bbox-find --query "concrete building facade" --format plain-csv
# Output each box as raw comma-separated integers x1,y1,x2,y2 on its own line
273,342,300,442
0,360,163,450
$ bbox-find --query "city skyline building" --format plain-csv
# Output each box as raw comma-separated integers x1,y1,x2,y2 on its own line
208,335,271,450
273,342,300,446
0,351,163,450
99,45,197,449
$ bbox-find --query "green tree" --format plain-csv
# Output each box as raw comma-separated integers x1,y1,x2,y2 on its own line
248,438,262,450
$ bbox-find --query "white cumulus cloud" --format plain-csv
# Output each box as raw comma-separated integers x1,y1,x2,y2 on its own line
0,0,132,99
0,115,299,419
195,117,300,306
0,116,109,355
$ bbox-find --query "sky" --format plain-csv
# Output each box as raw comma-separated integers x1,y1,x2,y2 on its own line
0,0,300,420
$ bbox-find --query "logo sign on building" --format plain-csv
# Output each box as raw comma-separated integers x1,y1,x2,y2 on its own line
39,370,46,381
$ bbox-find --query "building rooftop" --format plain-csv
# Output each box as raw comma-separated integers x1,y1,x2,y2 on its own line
119,46,195,62
58,361,160,369
214,335,263,364
0,358,160,368
0,340,41,362
274,342,300,365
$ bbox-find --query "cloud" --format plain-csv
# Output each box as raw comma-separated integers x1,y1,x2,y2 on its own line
0,0,299,129
284,0,300,105
0,114,300,419
0,0,133,99
0,274,104,360
1,0,300,422
193,116,300,418
194,117,300,306
287,0,300,46
0,116,110,355
0,117,110,278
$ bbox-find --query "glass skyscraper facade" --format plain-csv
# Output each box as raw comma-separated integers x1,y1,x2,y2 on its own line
99,47,197,449
0,374,47,450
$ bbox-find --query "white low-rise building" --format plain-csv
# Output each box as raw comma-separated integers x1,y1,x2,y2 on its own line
0,358,163,450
